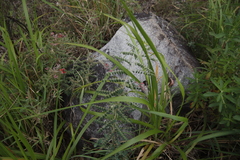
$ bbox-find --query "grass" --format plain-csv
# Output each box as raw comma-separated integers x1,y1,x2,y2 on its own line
0,0,240,159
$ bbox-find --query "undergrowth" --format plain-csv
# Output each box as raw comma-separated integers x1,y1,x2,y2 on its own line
0,0,240,159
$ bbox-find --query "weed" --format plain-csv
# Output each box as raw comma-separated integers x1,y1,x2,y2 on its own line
187,0,240,129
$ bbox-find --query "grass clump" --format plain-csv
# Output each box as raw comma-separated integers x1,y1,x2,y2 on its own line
183,0,240,158
0,0,100,159
186,0,240,128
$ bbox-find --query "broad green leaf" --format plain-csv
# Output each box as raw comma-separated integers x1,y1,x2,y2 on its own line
216,93,222,102
218,102,223,112
232,38,240,42
233,115,240,121
203,92,219,97
224,94,236,104
209,102,220,108
209,32,225,38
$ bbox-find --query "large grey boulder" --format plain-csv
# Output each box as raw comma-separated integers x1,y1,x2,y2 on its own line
92,13,198,91
63,13,199,150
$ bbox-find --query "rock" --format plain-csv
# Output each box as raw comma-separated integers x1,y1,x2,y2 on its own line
93,13,199,91
63,12,199,150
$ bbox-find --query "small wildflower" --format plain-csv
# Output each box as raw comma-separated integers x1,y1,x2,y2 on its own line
53,74,58,79
59,68,66,74
45,67,49,70
57,33,65,38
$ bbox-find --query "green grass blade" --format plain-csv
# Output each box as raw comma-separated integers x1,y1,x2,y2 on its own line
185,130,240,155
146,143,167,160
21,0,38,57
172,144,187,160
5,112,37,160
120,1,167,76
79,106,155,129
146,110,188,122
64,116,98,160
190,130,240,144
20,94,150,122
0,141,16,159
65,43,140,83
101,129,162,160
0,26,26,94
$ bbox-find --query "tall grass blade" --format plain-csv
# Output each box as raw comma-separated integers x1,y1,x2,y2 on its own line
21,0,38,57
101,129,162,160
0,141,16,159
146,143,167,160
